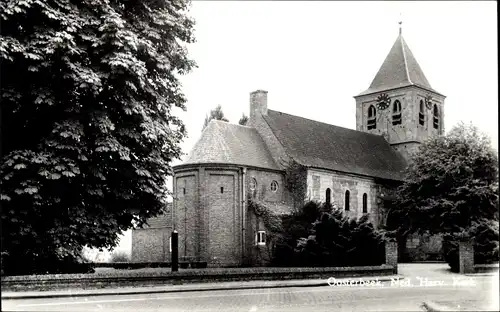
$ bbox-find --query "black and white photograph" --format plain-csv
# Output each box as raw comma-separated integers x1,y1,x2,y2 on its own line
1,1,498,311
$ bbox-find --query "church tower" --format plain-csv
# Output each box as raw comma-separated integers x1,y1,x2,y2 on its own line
354,23,446,163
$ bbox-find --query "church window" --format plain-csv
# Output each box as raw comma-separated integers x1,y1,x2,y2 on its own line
419,100,425,126
270,181,278,192
392,100,402,125
249,178,257,191
345,190,350,211
362,193,368,213
255,231,266,246
220,187,224,194
182,188,186,195
367,105,377,130
433,104,439,129
326,188,331,204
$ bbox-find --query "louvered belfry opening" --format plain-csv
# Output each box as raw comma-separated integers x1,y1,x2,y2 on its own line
392,100,402,125
419,100,425,126
433,104,439,129
367,105,377,130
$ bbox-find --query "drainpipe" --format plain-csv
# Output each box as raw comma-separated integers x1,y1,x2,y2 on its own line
241,167,247,264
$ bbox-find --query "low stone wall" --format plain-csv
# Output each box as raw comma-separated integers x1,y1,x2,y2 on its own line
458,241,499,274
474,263,499,274
1,265,395,292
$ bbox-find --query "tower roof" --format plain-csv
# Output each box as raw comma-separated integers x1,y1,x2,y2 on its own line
180,120,280,170
357,31,437,96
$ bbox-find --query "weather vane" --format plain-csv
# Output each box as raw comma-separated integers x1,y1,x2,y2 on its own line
398,13,403,35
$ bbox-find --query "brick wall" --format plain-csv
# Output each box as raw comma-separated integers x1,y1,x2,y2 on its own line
355,86,446,163
171,164,289,268
248,92,290,169
306,168,383,223
245,168,290,266
131,205,173,263
459,241,474,274
206,169,241,267
131,228,171,262
246,169,286,204
404,233,443,261
174,171,198,260
385,241,398,274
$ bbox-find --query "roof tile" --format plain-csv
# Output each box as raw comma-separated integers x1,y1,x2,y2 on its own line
263,110,407,181
358,33,435,96
182,120,280,170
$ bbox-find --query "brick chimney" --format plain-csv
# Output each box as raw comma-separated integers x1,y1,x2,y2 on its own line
249,90,268,122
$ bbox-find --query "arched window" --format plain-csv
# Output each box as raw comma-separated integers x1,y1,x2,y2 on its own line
362,193,368,213
344,190,350,211
249,178,257,191
433,104,439,129
419,100,425,126
392,100,402,125
270,181,278,192
367,105,377,130
326,188,331,204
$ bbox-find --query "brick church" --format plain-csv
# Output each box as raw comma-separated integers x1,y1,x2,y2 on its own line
132,26,446,267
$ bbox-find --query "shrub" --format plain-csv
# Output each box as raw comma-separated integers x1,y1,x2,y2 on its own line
2,248,95,276
110,251,130,263
295,211,385,267
272,201,385,267
271,201,324,267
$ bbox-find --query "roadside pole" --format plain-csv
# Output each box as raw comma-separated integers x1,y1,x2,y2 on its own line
171,230,178,272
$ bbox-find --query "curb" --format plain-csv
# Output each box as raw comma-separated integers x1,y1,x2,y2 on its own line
421,301,454,311
1,275,403,300
465,272,499,277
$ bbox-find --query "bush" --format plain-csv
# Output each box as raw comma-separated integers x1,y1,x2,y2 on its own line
110,251,130,263
272,201,385,267
295,212,385,267
2,251,95,276
272,201,324,267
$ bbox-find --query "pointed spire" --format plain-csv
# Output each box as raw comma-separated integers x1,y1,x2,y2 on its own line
356,22,438,97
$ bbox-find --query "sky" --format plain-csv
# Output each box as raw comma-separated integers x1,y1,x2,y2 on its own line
114,1,498,255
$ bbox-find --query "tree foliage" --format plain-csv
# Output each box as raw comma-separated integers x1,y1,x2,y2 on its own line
238,113,248,126
392,122,499,236
0,0,195,275
280,158,308,211
271,201,385,267
295,210,385,267
202,104,228,131
272,201,326,266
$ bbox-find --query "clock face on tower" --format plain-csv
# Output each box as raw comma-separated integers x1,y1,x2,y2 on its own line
376,93,391,110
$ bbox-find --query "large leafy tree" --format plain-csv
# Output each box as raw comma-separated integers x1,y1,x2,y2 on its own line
202,104,228,131
392,122,499,237
0,0,195,274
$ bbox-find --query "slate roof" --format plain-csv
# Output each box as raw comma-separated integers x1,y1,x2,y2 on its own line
262,110,407,181
182,120,280,170
142,203,173,229
357,32,437,96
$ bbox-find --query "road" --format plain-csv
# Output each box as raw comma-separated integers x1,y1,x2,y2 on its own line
2,264,498,312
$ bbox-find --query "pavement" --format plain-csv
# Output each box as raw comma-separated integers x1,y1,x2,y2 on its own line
2,274,499,312
2,263,499,312
1,275,403,299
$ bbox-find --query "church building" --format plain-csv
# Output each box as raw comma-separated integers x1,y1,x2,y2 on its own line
132,26,446,267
